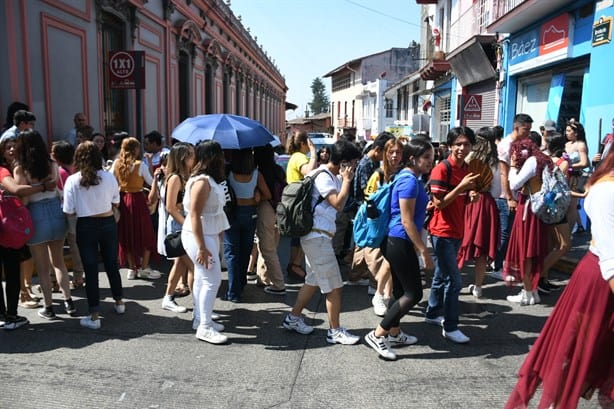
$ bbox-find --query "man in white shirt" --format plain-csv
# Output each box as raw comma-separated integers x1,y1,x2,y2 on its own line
282,140,363,345
492,113,532,279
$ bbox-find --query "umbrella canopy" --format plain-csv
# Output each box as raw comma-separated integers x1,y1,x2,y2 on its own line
171,114,275,149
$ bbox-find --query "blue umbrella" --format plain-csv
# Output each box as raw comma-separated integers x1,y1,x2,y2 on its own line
171,114,275,149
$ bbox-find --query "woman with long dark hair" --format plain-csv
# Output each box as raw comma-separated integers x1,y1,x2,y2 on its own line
504,139,552,305
253,144,286,295
364,138,435,360
112,137,160,280
13,130,75,320
157,142,195,313
457,127,501,298
564,119,589,233
63,141,125,329
223,148,270,302
505,147,614,409
181,141,229,344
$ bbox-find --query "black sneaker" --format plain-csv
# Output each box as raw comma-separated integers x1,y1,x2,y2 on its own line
37,306,56,320
246,271,257,281
4,316,29,330
64,299,77,315
0,313,6,328
537,279,551,295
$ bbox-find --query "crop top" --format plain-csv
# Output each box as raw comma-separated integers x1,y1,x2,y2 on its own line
228,170,258,199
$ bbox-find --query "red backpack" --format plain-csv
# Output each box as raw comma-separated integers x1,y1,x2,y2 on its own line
0,190,34,248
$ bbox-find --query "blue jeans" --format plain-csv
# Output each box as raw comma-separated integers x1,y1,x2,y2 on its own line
76,216,123,313
223,205,257,300
425,235,462,332
494,198,515,271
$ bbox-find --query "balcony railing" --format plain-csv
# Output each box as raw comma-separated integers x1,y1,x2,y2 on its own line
490,0,527,22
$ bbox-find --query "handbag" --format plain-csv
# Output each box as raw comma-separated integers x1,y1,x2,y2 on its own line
164,230,185,258
0,190,34,249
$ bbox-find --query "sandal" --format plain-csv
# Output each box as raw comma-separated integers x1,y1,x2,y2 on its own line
174,285,190,298
70,276,85,290
286,263,306,281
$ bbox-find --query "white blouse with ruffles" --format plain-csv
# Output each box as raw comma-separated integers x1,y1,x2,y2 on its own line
584,178,614,282
181,174,229,236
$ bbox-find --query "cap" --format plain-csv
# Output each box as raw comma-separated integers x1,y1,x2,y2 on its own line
543,119,556,132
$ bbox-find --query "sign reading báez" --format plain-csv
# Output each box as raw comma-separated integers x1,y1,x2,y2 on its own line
463,95,482,120
109,51,145,89
593,16,612,46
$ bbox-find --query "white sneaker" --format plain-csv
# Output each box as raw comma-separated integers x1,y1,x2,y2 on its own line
326,327,360,345
138,267,162,279
425,316,445,327
192,320,224,332
365,330,397,360
126,269,137,280
195,326,227,344
387,330,418,347
371,293,387,317
443,329,470,343
114,303,126,314
80,315,101,329
162,296,187,313
468,284,482,298
282,314,313,335
507,289,540,305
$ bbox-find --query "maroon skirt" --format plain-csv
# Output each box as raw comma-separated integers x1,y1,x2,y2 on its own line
503,195,547,288
117,191,157,268
506,251,614,409
457,192,500,268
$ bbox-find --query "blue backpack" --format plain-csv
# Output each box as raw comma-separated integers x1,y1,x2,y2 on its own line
353,171,408,248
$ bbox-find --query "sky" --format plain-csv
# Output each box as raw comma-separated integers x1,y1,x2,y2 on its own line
230,0,423,119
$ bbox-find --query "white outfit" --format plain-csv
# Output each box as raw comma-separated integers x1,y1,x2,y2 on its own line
0,125,17,143
584,179,614,281
63,170,120,217
181,174,229,330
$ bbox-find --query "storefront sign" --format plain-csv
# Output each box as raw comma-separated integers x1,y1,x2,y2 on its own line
463,95,482,120
508,14,572,75
109,50,145,89
593,16,613,46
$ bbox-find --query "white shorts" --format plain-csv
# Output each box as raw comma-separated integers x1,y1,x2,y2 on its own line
300,235,343,294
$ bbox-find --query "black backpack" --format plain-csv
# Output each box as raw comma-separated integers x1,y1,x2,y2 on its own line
276,169,330,237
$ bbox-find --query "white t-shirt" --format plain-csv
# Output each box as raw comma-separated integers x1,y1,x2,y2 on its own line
63,170,120,217
302,166,340,239
584,179,614,281
497,136,513,199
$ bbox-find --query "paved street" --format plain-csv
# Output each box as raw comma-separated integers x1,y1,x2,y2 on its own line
0,234,598,409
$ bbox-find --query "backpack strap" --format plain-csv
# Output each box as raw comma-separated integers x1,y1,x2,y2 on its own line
442,158,453,189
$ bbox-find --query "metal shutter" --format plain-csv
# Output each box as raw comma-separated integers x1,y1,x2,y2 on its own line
465,79,497,129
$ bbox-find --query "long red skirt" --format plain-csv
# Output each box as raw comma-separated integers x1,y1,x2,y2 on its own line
457,192,500,268
506,251,614,409
117,191,157,268
504,194,547,289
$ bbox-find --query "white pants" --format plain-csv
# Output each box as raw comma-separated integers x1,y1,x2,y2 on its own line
182,231,221,329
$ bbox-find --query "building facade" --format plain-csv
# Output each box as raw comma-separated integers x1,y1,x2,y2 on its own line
323,48,421,141
0,0,287,145
491,0,611,157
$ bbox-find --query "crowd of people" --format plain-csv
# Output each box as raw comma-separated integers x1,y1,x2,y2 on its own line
0,103,612,406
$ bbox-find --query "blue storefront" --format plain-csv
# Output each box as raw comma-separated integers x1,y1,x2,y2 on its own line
494,0,613,157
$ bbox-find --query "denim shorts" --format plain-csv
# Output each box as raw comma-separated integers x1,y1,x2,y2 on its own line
27,197,68,245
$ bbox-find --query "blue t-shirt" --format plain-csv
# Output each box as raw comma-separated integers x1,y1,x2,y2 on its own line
388,169,429,241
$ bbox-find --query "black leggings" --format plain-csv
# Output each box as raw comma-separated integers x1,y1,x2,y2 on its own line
0,246,21,317
380,236,423,330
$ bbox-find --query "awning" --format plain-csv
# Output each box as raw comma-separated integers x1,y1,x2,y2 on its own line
419,59,450,81
285,101,298,110
447,35,497,87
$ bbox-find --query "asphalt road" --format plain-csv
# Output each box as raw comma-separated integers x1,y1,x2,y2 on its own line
0,234,599,409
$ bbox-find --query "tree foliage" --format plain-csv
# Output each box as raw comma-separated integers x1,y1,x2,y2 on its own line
309,77,329,115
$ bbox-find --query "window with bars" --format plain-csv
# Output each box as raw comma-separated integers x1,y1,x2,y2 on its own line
332,73,351,92
439,95,451,140
385,98,393,118
476,0,490,33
